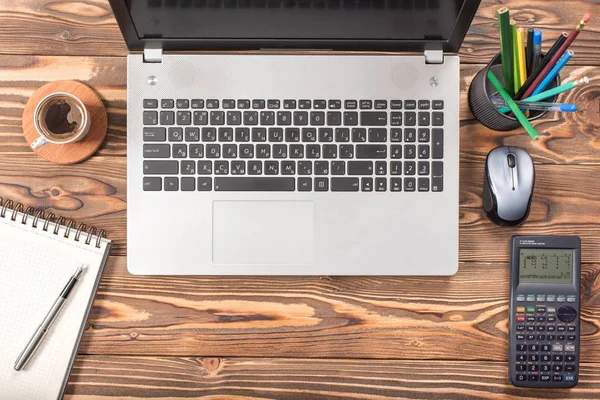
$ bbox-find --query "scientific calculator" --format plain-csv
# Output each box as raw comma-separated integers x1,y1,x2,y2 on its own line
509,236,581,388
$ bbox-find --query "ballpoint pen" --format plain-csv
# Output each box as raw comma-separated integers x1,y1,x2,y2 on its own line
14,264,84,371
491,98,578,113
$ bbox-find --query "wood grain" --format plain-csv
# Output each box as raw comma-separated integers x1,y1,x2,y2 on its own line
1,55,599,164
0,0,599,66
66,356,600,399
2,155,600,261
75,256,600,361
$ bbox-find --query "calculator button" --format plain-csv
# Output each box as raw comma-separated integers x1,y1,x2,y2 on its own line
516,334,525,340
537,335,546,340
553,354,563,361
527,334,536,341
541,355,551,363
527,374,539,381
537,316,546,322
517,295,526,302
557,306,577,323
526,326,535,332
527,295,535,302
547,317,556,323
566,354,576,362
537,326,545,331
516,307,525,313
528,344,538,351
515,374,526,382
557,296,566,302
547,335,556,340
536,307,546,313
541,344,551,352
547,307,556,313
516,364,527,372
567,295,577,303
565,365,576,372
517,325,526,331
525,316,535,322
536,295,545,302
527,306,535,313
567,326,576,332
553,365,563,372
516,354,526,362
552,375,563,382
547,295,556,302
552,345,563,352
565,345,576,352
557,326,566,332
528,355,539,362
517,315,526,322
564,375,575,382
558,335,566,341
540,374,551,382
567,335,577,341
516,344,527,351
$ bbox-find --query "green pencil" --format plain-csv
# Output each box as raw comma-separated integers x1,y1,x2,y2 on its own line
497,7,514,95
487,70,539,140
511,20,520,94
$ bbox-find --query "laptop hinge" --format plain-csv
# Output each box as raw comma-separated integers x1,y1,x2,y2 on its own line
424,50,444,65
143,42,163,63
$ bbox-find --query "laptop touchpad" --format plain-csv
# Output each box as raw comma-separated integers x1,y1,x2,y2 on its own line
212,201,314,265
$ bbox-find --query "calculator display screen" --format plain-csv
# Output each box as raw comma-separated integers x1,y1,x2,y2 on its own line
519,249,573,284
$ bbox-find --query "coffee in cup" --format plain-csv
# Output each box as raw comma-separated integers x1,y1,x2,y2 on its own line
32,92,90,149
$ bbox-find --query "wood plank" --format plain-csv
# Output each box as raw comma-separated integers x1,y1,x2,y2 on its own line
66,357,600,399
1,55,599,164
0,0,599,66
76,256,600,361
3,155,600,261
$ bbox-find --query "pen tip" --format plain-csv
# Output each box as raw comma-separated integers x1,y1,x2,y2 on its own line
583,13,591,23
74,264,84,279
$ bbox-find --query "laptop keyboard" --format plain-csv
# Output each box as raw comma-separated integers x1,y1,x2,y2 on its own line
142,98,444,192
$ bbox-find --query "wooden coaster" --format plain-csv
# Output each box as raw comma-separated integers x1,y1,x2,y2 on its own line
22,80,107,164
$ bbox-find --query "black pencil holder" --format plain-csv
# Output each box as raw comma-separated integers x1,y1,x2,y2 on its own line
468,52,560,131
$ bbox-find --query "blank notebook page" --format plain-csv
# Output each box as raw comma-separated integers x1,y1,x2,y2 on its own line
0,212,111,400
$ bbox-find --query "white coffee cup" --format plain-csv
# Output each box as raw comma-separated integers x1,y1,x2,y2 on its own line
32,92,91,150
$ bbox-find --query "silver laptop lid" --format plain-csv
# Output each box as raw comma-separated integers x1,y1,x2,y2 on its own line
109,0,481,53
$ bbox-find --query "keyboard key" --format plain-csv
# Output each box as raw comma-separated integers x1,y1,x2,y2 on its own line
294,111,309,126
404,128,416,142
164,177,178,191
314,100,326,109
310,111,325,126
244,111,259,125
190,144,204,158
334,128,350,142
143,111,158,125
390,112,402,126
193,111,208,125
256,144,271,158
172,144,187,158
251,99,265,109
143,127,166,142
405,145,416,159
340,144,354,159
344,111,359,126
210,111,225,125
206,99,220,109
565,365,576,372
375,161,386,175
348,161,373,175
252,127,267,142
360,100,372,109
285,128,300,142
161,99,174,109
221,99,235,109
280,160,295,175
261,111,275,125
527,374,538,381
516,344,527,352
202,127,216,142
360,111,387,126
329,100,342,109
375,178,386,192
214,161,229,175
267,99,280,109
314,177,329,191
239,144,254,158
319,128,334,142
233,127,249,142
307,144,321,158
404,177,416,192
360,177,373,192
197,177,212,191
181,160,196,175
356,145,386,159
418,100,430,109
405,100,416,110
181,176,196,192
218,127,234,142
566,355,576,363
278,111,292,125
197,161,212,175
168,127,183,142
368,128,386,142
418,128,430,142
265,160,279,175
432,112,444,126
374,100,387,110
391,161,402,175
144,99,158,109
404,161,415,175
246,160,262,175
143,160,178,175
418,178,429,192
390,100,403,109
268,128,284,142
418,145,430,159
223,144,237,158
352,128,367,142
214,177,294,191
184,127,200,142
273,144,288,158
404,112,416,126
299,100,311,109
298,177,312,191
143,177,161,191
418,161,429,175
227,111,242,125
327,111,342,126
191,99,205,109
302,128,317,142
206,144,221,158
331,177,359,192
388,178,401,192
391,128,402,142
284,100,297,109
432,100,444,110
314,161,329,175
176,99,189,109
331,161,345,175
298,161,312,175
290,144,304,158
391,145,402,159
343,100,357,109
143,144,170,158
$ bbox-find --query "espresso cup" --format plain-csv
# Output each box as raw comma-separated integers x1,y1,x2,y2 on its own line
31,92,90,149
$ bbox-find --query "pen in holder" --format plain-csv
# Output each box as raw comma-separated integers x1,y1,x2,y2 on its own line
468,52,560,131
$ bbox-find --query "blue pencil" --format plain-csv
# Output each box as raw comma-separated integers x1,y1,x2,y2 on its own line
532,50,574,96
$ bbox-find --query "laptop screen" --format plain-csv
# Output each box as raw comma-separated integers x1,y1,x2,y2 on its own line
127,0,469,42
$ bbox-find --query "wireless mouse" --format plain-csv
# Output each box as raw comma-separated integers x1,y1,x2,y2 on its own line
483,146,535,226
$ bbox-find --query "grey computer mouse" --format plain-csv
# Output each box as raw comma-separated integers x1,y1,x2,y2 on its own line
483,146,535,226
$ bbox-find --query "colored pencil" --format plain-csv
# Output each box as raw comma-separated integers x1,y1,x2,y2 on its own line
487,70,538,140
511,20,520,93
520,12,591,99
497,7,514,94
526,28,535,76
532,50,574,96
517,28,527,88
514,32,568,100
508,77,589,108
532,30,542,71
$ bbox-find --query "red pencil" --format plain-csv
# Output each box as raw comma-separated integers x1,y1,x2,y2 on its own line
518,12,591,100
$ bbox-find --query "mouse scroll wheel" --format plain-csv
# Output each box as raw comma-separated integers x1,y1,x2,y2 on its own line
507,154,516,168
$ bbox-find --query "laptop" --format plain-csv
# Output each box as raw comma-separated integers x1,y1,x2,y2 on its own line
109,0,480,275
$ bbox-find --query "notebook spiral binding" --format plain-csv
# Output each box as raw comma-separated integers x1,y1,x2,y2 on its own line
0,197,107,248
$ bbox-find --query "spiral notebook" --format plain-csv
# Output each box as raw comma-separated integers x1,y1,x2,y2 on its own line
0,198,111,400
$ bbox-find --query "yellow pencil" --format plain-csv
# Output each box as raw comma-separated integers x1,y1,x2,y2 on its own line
510,20,520,94
517,28,527,88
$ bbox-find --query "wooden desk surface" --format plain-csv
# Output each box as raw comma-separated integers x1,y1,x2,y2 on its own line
0,0,599,398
